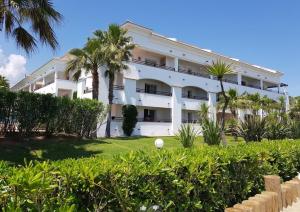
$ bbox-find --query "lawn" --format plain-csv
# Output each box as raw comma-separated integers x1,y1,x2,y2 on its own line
0,135,243,165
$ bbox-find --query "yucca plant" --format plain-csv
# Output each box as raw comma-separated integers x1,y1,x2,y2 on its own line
202,120,222,145
236,116,267,142
176,124,198,148
265,121,290,140
289,120,300,139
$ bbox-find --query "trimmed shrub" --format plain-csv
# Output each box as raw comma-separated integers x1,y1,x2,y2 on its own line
176,124,198,148
202,120,222,145
122,105,138,136
1,141,300,211
0,90,105,137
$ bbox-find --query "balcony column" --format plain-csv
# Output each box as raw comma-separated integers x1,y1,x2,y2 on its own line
285,92,290,112
174,57,179,71
171,86,182,135
124,78,137,105
238,109,245,122
54,71,58,83
237,73,242,85
29,84,33,92
42,77,45,86
208,92,217,122
260,80,264,90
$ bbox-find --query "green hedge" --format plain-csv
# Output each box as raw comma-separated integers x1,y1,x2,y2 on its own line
0,90,104,137
1,141,300,211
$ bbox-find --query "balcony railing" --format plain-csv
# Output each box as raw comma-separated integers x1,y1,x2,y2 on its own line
84,87,92,94
182,94,208,101
178,68,210,79
84,85,124,94
113,85,124,90
137,118,172,123
131,58,176,71
136,88,172,96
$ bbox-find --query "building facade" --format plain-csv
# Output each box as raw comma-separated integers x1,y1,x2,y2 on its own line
11,22,289,137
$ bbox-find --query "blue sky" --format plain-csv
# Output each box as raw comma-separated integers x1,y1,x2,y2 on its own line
1,0,299,96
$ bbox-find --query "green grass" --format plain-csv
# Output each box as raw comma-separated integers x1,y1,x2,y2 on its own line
0,136,244,165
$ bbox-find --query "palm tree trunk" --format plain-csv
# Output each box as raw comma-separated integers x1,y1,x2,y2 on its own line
92,70,99,100
219,79,229,145
105,75,114,138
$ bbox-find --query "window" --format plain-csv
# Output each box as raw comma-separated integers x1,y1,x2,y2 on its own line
144,109,155,122
145,84,157,94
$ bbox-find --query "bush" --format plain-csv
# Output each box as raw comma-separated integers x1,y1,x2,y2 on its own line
289,121,300,139
236,116,266,142
1,141,300,211
122,105,138,136
265,121,290,140
176,124,198,148
202,120,222,145
0,90,105,137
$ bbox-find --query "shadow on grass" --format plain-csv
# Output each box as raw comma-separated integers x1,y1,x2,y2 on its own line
0,135,111,165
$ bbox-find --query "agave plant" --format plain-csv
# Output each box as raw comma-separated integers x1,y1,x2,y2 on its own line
235,116,267,142
176,124,198,148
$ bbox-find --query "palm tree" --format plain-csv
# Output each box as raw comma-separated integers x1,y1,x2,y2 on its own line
0,75,9,89
65,37,105,100
206,60,232,145
101,24,135,138
218,88,239,118
0,0,62,53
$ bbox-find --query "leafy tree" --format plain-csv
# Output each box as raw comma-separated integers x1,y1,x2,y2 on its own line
122,105,137,136
0,0,62,53
0,75,9,89
65,38,105,100
206,60,232,145
102,24,135,137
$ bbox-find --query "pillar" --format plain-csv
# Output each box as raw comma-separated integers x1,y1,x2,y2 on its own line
208,92,217,122
237,73,242,85
42,77,45,87
238,109,245,122
124,78,137,105
260,80,263,90
171,86,182,135
174,57,179,71
54,71,58,82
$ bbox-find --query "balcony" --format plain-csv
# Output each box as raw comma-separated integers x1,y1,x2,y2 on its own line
129,52,283,95
137,117,172,123
182,94,208,101
136,88,172,96
131,58,175,71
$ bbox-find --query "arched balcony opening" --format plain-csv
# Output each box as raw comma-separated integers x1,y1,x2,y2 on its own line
182,86,208,100
136,79,172,96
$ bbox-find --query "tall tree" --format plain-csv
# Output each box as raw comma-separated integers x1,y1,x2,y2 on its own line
207,60,232,145
101,24,134,138
0,75,9,89
218,88,240,118
65,38,105,100
0,0,62,53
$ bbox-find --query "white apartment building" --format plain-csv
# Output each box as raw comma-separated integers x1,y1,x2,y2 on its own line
11,21,288,137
